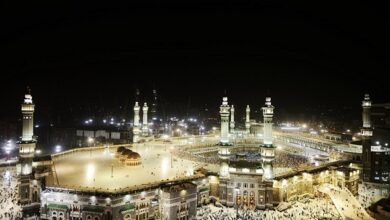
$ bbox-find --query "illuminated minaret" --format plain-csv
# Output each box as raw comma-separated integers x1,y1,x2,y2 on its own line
18,88,40,204
261,97,275,180
219,97,230,145
142,102,149,136
230,105,235,133
361,94,373,182
19,88,36,173
218,97,231,179
133,102,141,143
245,105,251,133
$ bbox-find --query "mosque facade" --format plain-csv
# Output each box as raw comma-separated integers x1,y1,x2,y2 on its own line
15,89,365,220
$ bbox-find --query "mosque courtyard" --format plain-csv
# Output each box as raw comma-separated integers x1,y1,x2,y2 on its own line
51,142,205,191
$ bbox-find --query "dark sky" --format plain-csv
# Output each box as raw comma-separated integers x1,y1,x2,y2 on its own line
1,1,389,121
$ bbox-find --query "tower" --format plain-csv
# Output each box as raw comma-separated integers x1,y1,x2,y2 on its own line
19,88,36,173
133,102,141,143
361,94,373,182
230,105,235,133
218,97,231,179
18,88,40,205
219,97,230,145
150,89,158,120
245,105,251,133
142,102,149,136
261,97,275,180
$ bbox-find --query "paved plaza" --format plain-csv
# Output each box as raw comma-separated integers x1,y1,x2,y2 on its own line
52,141,206,190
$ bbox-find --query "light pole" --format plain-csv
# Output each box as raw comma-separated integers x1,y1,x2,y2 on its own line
170,146,174,168
88,137,94,157
111,163,114,178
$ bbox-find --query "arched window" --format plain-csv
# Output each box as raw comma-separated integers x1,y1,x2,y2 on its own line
124,214,131,220
94,217,100,220
87,215,92,220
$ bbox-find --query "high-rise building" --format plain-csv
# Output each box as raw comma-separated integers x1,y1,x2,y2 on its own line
150,89,158,120
362,94,373,182
361,94,390,183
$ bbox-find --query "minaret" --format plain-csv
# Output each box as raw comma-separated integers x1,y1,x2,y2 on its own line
142,102,149,136
18,87,39,204
218,97,231,180
219,97,230,145
133,102,141,143
19,88,36,169
361,94,373,182
245,105,251,133
230,105,235,133
261,97,275,180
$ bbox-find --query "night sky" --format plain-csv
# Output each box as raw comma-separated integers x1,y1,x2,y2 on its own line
1,1,389,122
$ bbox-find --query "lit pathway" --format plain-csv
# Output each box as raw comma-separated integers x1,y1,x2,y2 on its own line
318,184,372,220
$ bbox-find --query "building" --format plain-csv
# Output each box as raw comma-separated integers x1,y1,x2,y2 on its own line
159,183,197,220
361,94,390,184
273,161,360,203
15,90,372,220
218,97,275,209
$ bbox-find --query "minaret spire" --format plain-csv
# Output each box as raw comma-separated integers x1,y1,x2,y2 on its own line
246,105,251,134
230,105,235,133
133,102,141,143
142,102,149,136
18,87,39,204
261,97,275,180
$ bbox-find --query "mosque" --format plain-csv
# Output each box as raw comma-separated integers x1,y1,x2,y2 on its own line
15,89,363,220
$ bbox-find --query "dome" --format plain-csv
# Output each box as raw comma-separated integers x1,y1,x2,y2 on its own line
127,152,141,160
117,146,127,153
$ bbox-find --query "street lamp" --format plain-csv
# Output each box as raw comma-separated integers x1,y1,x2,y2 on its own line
170,146,175,168
111,163,114,178
88,137,94,157
88,137,95,146
55,145,62,153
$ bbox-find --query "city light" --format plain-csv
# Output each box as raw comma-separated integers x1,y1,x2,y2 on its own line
55,145,62,153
